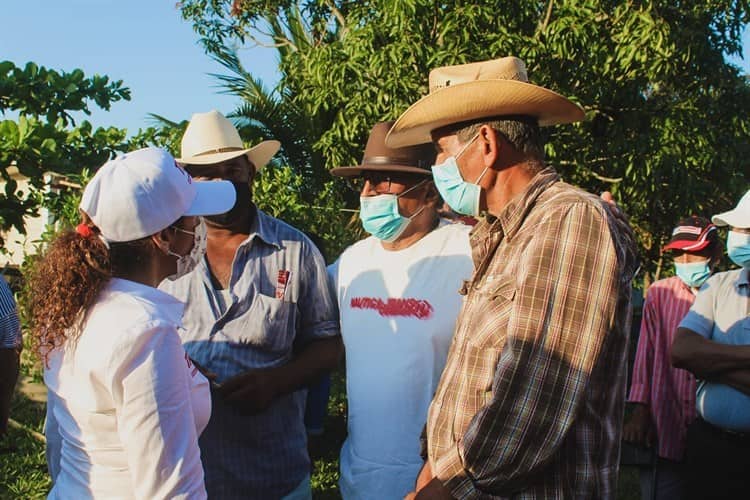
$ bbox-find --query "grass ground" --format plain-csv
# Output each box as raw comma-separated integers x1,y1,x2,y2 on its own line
1,358,641,499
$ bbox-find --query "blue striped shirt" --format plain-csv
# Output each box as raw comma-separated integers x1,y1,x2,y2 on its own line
160,208,340,498
0,277,21,350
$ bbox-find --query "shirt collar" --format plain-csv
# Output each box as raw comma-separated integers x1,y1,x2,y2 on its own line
240,206,283,250
491,167,560,239
736,268,750,289
107,278,185,325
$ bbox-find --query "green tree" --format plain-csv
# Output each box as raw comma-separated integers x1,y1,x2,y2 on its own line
0,61,130,235
180,0,750,287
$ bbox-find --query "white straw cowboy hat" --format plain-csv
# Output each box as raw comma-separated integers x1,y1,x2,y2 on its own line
386,56,585,148
177,110,281,171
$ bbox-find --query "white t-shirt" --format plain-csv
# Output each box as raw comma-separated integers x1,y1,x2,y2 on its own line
329,222,473,500
44,278,210,499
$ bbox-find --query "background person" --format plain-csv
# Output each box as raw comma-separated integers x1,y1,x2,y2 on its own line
27,147,235,499
0,276,21,440
671,189,750,500
624,216,720,500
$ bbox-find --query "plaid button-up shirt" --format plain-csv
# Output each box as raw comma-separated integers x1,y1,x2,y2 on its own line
426,169,638,499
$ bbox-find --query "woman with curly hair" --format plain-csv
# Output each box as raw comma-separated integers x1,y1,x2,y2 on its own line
26,147,235,499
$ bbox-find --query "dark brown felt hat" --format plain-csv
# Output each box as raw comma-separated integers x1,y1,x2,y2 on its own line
330,121,435,177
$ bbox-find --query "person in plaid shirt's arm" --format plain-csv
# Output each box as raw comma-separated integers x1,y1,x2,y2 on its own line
388,56,638,499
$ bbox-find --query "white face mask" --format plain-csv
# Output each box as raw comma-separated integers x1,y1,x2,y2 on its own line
164,218,207,281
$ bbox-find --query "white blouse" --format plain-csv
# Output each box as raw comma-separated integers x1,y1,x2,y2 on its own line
45,278,210,499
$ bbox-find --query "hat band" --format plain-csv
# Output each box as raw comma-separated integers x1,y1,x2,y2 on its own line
194,147,245,157
362,155,430,169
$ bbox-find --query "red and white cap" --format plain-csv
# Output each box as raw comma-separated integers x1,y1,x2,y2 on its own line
662,216,718,252
80,147,236,242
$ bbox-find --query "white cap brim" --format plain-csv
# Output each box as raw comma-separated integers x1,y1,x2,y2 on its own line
185,180,236,216
712,209,749,228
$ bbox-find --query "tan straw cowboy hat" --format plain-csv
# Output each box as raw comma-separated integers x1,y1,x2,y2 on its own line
330,121,435,177
386,56,585,148
176,110,281,170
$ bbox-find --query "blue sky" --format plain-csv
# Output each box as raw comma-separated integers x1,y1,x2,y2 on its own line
1,1,749,135
0,0,279,133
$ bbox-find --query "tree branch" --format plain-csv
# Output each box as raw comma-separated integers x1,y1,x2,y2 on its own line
324,0,347,29
539,0,554,34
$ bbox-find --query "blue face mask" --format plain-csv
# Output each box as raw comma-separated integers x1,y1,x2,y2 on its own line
727,230,750,268
431,134,489,216
674,260,712,288
359,180,427,242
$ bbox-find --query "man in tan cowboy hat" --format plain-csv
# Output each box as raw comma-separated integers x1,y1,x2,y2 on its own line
328,121,473,499
161,110,343,499
388,57,638,499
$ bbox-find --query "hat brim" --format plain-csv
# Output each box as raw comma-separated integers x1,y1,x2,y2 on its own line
386,80,585,148
712,209,749,228
176,140,281,171
663,239,712,252
330,164,432,177
184,180,237,217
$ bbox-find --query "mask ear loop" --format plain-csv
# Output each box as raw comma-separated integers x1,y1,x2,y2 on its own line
394,177,433,221
450,133,481,183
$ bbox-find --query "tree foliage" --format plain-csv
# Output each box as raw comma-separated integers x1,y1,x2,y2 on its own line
0,61,131,234
180,0,750,285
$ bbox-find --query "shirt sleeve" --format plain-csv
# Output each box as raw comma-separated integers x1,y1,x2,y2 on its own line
44,390,63,484
0,280,21,350
438,202,625,497
296,241,341,343
108,323,207,500
678,277,717,339
628,289,659,404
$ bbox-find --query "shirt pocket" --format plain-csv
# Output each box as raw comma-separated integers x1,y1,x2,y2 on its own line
465,275,516,349
228,293,298,353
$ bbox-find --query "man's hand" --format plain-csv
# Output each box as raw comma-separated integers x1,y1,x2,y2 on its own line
189,357,218,383
218,368,279,415
600,191,616,206
413,478,455,499
622,404,654,448
416,461,434,491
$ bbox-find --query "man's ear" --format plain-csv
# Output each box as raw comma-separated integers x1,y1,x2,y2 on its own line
478,125,502,169
424,181,442,206
151,228,173,255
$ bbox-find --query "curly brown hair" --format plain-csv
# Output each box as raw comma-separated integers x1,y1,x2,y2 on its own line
26,219,157,364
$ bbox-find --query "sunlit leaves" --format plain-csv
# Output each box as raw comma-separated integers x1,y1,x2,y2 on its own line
0,61,131,235
180,0,750,285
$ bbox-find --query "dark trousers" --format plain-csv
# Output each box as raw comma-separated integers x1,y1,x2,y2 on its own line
685,417,750,500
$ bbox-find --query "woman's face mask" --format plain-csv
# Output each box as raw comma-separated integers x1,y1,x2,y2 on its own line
164,218,207,281
727,230,750,268
431,133,489,216
359,179,428,242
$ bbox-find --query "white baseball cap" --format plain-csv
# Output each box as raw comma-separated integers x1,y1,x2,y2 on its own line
712,189,750,229
80,147,236,242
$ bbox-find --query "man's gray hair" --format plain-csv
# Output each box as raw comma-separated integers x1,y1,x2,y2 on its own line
452,115,546,173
